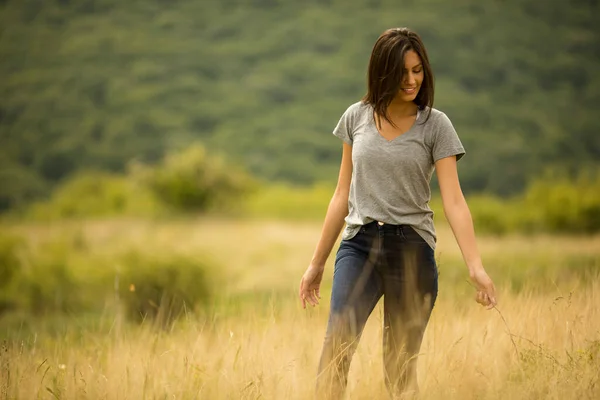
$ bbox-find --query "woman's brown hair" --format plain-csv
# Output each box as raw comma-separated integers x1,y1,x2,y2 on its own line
362,27,434,127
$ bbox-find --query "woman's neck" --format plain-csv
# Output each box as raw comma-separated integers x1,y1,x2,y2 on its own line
387,100,418,118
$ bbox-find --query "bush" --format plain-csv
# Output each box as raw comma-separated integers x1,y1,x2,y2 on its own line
118,251,212,328
463,169,600,235
15,144,257,220
0,231,216,327
524,172,600,234
23,171,162,220
242,182,333,220
465,195,517,235
134,144,256,213
10,239,84,315
0,234,21,287
0,234,24,314
0,234,84,316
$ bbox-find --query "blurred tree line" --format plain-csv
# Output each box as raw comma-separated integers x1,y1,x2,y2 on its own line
1,0,599,211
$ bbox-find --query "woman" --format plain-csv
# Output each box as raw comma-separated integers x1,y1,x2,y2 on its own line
298,27,498,399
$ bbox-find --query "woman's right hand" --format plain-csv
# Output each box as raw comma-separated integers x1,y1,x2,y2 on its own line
299,264,324,309
470,267,497,309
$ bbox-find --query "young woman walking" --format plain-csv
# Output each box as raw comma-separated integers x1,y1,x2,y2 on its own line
299,27,498,399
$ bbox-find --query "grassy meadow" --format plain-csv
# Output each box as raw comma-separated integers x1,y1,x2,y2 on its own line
1,216,599,399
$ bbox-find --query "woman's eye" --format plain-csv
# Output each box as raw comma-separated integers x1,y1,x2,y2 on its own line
414,69,423,74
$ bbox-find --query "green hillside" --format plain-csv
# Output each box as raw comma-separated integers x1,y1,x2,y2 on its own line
1,0,599,211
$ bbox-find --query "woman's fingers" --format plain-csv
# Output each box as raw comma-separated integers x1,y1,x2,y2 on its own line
481,280,496,299
475,291,484,305
306,290,319,307
300,266,322,309
475,290,497,309
299,279,308,309
302,291,313,307
474,278,498,309
480,283,498,309
299,282,319,308
486,289,497,309
475,291,490,307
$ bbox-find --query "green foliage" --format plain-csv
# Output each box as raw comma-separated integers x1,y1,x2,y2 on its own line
0,167,47,212
4,238,85,315
14,143,253,220
0,234,21,287
466,195,527,235
0,234,23,313
523,172,600,234
0,0,599,211
0,231,216,326
23,171,162,220
134,144,255,213
243,182,332,220
117,251,212,328
466,170,600,235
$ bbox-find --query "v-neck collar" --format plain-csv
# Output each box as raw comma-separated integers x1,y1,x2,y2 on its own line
370,108,421,143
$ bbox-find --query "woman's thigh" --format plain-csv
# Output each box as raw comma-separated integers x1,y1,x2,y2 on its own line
328,235,383,325
381,228,438,316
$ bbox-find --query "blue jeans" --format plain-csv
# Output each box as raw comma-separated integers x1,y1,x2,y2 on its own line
317,222,439,399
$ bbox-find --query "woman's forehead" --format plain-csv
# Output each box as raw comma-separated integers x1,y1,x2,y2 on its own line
403,50,422,68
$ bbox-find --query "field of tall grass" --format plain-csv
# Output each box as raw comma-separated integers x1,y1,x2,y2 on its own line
1,217,599,399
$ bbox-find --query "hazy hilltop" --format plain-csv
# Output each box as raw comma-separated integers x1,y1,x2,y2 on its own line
1,0,599,210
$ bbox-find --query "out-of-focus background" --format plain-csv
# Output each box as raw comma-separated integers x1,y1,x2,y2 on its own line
1,1,599,399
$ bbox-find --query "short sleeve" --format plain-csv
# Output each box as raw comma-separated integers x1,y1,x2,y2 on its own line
432,112,465,162
332,104,356,145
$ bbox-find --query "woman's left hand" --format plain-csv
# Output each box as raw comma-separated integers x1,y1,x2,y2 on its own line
470,268,497,309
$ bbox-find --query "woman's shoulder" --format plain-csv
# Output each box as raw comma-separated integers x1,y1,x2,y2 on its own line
343,100,371,116
419,107,459,147
336,101,372,129
419,107,456,132
420,106,450,122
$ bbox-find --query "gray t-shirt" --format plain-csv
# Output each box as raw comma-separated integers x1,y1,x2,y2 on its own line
333,101,465,250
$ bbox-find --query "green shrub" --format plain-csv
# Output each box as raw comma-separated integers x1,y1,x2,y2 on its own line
465,195,514,235
0,234,24,314
242,182,333,220
0,229,217,326
0,232,119,318
118,251,212,328
524,172,600,234
11,240,84,315
0,234,80,316
23,171,162,220
134,144,256,213
0,234,21,287
460,170,600,236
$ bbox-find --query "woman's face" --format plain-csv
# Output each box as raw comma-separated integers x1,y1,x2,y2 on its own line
397,50,424,102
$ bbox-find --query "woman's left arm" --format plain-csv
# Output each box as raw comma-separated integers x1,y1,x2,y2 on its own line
435,156,498,309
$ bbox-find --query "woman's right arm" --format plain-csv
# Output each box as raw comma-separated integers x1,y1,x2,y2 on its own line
310,142,353,267
299,143,353,308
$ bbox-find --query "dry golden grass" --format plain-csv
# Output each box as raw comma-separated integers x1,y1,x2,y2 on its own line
2,217,600,399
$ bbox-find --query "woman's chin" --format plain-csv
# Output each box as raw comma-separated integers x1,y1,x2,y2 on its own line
396,93,418,103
